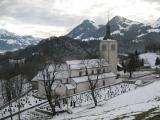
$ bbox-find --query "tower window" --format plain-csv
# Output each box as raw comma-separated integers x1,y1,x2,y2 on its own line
79,71,82,76
103,80,105,86
102,44,107,51
91,70,94,75
111,44,115,51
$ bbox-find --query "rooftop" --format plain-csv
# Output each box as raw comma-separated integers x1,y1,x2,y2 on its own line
66,59,109,70
72,72,116,83
65,84,75,90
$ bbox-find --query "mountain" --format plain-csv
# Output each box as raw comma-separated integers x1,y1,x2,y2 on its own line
67,20,98,39
152,17,160,28
0,29,41,53
66,16,160,52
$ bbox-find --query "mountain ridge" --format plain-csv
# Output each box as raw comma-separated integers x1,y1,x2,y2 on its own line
66,16,160,52
0,29,41,53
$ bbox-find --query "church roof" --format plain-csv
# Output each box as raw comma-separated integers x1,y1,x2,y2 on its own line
72,72,116,83
66,59,109,70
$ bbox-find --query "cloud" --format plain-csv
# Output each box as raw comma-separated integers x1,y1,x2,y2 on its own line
0,0,84,27
0,0,160,37
142,0,160,4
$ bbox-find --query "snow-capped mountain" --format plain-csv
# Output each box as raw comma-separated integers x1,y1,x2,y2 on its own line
0,29,41,53
152,17,160,28
66,16,160,52
67,20,98,39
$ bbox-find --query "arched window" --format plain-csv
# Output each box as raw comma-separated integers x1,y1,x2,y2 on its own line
103,68,105,73
86,70,88,75
102,44,107,51
111,44,115,51
91,70,94,75
79,71,82,76
103,80,105,86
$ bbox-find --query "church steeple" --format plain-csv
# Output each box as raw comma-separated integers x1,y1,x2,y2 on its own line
103,16,112,40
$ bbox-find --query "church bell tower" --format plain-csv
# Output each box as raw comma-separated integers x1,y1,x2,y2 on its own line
100,17,118,74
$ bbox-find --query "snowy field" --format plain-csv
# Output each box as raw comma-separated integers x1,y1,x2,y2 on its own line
3,82,136,120
0,91,47,120
119,70,154,79
52,81,160,120
35,82,136,119
139,52,160,67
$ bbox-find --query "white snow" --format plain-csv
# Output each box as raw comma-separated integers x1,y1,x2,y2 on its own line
72,72,116,83
147,29,160,33
0,90,47,120
65,84,76,90
111,30,120,35
152,18,160,28
111,30,124,36
137,33,146,38
6,40,17,44
74,33,85,39
139,53,160,67
66,59,108,70
53,79,160,120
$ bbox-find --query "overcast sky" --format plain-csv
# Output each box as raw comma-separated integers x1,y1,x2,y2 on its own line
0,0,160,38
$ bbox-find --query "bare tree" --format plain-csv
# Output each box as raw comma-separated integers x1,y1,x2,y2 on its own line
14,75,24,120
5,79,13,120
42,62,61,116
82,59,104,107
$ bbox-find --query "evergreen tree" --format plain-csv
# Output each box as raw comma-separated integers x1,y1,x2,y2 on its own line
155,57,160,65
126,52,140,78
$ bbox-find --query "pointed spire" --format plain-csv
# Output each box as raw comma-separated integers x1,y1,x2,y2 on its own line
103,15,112,40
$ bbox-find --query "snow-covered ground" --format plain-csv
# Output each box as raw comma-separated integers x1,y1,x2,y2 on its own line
0,91,47,120
118,70,154,79
139,52,160,67
2,73,160,120
37,83,135,114
52,80,160,120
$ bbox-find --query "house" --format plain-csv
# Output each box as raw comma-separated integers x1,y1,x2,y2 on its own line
31,19,118,98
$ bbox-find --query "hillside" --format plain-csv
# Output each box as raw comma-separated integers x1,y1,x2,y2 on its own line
53,81,160,120
0,36,100,80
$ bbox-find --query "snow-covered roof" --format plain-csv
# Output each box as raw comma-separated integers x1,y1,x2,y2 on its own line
65,84,75,90
117,63,123,68
66,59,109,70
72,72,116,83
32,70,69,81
102,39,117,42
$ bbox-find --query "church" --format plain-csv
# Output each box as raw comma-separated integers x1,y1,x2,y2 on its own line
31,20,119,98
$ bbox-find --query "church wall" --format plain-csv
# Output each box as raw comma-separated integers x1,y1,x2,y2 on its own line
76,82,90,93
38,81,46,98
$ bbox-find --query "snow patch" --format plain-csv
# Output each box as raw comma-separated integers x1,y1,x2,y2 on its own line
139,53,160,67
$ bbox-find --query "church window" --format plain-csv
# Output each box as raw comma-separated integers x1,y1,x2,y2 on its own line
103,68,105,73
79,71,82,76
111,44,115,51
103,80,105,86
91,70,94,75
86,70,88,75
102,44,107,51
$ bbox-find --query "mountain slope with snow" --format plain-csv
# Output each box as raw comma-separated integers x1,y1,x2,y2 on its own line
139,52,160,67
66,16,160,52
0,29,41,53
